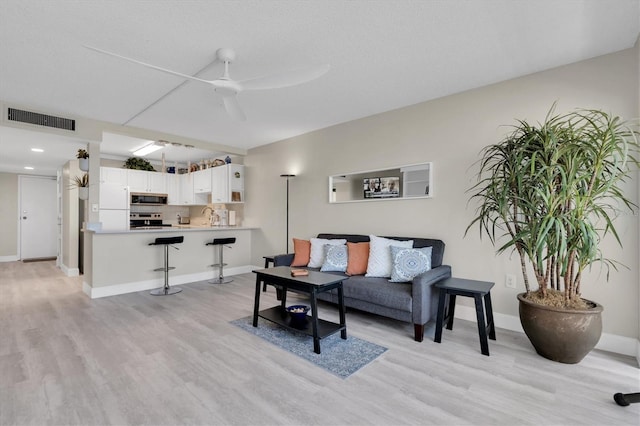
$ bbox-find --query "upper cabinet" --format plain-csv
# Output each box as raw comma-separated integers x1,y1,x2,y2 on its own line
228,164,244,203
127,170,166,194
100,167,128,186
212,164,244,203
98,164,244,206
192,169,212,193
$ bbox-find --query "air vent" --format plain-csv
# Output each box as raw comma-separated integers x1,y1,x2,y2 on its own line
7,108,75,131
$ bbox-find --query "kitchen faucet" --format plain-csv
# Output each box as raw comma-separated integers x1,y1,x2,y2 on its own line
201,206,215,226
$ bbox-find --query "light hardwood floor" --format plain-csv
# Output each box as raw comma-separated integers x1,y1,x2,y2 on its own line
1,260,639,425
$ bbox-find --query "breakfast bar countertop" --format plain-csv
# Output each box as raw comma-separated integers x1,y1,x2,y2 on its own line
85,225,256,234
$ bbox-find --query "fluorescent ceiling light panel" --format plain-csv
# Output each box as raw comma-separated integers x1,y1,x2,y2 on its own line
132,142,163,157
31,148,44,152
24,166,34,170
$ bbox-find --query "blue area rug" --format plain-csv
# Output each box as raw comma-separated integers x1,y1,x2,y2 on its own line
231,316,387,379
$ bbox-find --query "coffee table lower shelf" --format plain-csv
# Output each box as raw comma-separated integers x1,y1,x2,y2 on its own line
258,306,345,339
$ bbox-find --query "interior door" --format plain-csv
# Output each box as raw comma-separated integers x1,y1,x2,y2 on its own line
20,175,58,260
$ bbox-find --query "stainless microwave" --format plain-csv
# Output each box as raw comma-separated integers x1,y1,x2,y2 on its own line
130,193,168,205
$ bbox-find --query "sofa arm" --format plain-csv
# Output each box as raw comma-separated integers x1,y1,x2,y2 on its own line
273,253,294,267
411,265,452,326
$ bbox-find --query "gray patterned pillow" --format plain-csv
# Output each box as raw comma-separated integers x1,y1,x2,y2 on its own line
389,246,432,282
320,244,348,272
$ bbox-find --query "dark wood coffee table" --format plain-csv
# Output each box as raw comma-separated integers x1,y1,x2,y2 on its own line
253,266,347,354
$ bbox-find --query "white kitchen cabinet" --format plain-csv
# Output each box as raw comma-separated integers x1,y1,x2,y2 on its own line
178,173,195,205
127,170,167,194
210,164,244,203
100,167,128,186
192,169,212,193
228,164,244,203
210,166,228,203
166,174,179,205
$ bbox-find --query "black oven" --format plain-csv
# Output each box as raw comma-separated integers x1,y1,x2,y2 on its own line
130,193,168,205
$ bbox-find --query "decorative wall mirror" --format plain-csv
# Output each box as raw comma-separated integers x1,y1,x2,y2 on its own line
329,162,432,203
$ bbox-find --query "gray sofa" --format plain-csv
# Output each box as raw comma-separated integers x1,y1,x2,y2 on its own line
272,233,451,342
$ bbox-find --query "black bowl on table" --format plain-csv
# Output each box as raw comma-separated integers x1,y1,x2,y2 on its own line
286,305,310,329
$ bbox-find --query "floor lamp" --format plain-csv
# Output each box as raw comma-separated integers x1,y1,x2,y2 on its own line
280,174,295,253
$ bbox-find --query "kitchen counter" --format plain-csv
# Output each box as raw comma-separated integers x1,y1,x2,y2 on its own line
83,226,256,298
87,225,255,234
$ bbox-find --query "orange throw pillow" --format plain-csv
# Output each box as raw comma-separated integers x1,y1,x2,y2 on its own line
291,238,311,267
346,242,370,276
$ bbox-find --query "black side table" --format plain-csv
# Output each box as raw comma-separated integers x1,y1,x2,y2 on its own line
434,277,496,356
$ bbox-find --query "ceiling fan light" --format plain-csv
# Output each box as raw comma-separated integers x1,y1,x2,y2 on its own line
132,142,163,157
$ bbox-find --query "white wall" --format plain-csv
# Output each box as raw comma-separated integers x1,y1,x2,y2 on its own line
245,47,639,339
0,172,18,259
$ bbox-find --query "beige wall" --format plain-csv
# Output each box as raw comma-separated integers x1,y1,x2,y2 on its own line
245,48,639,339
0,172,18,257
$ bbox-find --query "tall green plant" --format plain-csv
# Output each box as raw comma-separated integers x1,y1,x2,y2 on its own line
467,106,639,306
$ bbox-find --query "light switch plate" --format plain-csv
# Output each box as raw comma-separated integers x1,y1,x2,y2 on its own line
91,203,99,212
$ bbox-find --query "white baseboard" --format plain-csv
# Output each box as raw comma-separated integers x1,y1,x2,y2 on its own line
60,263,79,277
0,255,19,262
454,305,638,359
83,265,255,299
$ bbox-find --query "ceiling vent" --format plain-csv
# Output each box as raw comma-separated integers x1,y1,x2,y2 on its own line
7,108,75,131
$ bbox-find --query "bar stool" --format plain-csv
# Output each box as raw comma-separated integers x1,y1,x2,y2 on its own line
206,237,236,284
148,236,184,296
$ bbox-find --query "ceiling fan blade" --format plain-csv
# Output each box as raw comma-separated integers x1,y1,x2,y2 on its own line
222,96,246,121
240,64,330,91
84,45,214,87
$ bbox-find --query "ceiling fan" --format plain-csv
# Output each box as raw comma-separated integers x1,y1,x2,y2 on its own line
85,46,330,121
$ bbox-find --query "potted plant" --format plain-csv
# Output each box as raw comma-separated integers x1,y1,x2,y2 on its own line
124,157,155,171
77,149,89,171
70,173,89,200
466,105,639,363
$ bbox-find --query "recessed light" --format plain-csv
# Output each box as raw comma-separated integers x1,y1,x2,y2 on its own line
31,148,44,153
24,166,34,170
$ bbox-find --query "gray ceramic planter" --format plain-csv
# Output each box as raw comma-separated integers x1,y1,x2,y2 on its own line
518,293,603,364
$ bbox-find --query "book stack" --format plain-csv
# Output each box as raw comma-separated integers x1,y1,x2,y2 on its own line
290,269,309,277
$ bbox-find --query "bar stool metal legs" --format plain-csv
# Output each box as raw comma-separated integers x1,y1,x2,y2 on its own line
149,236,184,296
206,237,236,284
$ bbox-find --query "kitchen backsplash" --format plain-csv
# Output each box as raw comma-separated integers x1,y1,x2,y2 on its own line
129,203,243,226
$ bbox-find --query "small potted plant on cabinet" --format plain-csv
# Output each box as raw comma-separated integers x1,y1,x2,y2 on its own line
77,149,89,171
466,105,639,363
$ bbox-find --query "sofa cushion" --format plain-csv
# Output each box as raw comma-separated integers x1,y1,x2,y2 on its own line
316,234,445,268
346,242,369,276
365,235,413,278
308,238,346,268
320,244,348,272
290,238,311,267
342,275,412,312
390,246,432,282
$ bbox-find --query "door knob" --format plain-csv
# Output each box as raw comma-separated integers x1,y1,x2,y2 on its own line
22,216,27,220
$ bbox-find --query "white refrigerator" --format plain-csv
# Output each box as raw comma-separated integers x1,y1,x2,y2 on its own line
99,183,130,231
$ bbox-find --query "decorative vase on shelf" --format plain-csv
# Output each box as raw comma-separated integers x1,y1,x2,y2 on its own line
79,158,89,172
78,187,89,200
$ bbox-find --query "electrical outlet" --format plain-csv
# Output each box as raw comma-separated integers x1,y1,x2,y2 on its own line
91,203,98,213
505,274,517,289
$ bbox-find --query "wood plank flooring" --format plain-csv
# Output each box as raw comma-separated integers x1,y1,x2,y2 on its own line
1,260,639,425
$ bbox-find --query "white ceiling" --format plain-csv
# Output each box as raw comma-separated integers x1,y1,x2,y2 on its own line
0,0,639,176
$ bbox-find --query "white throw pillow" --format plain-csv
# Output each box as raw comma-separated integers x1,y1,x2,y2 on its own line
365,235,413,278
308,238,347,268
